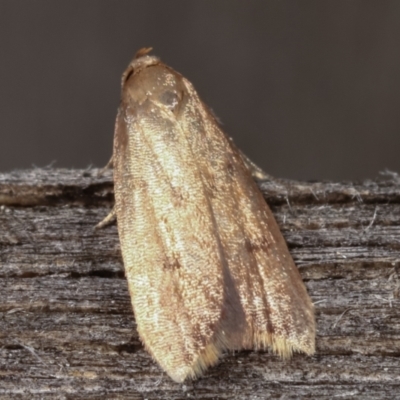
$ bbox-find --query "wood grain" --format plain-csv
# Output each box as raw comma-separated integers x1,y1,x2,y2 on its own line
1,168,399,399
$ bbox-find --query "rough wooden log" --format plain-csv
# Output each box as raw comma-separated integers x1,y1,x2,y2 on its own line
0,168,399,399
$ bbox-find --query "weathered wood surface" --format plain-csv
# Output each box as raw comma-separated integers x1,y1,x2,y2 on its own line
0,168,399,399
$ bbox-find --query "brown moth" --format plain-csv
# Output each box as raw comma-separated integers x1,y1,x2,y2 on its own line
99,48,315,382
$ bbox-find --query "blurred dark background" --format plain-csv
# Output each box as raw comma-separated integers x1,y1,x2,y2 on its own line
1,0,399,181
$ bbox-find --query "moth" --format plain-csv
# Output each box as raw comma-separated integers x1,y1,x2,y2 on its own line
99,48,315,383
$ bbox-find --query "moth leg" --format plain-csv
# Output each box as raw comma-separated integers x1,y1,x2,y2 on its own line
227,136,272,180
97,155,114,177
95,156,116,229
238,150,272,181
95,207,117,229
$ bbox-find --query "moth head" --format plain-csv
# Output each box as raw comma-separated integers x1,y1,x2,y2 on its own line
123,67,187,117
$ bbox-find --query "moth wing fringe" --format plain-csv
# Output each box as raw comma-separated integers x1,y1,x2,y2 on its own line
251,331,315,358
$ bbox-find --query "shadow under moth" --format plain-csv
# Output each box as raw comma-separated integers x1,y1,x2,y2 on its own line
99,48,315,383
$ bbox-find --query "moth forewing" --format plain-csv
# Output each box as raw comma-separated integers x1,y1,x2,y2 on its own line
180,77,315,356
113,60,232,382
109,50,315,382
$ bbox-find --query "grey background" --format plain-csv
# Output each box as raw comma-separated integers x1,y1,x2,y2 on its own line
1,1,399,181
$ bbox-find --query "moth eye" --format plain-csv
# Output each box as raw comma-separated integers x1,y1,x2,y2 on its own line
159,90,181,111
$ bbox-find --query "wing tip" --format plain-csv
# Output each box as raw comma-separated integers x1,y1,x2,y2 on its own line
167,333,228,383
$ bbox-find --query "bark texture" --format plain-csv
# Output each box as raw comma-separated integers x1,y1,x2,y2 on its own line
0,168,399,399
